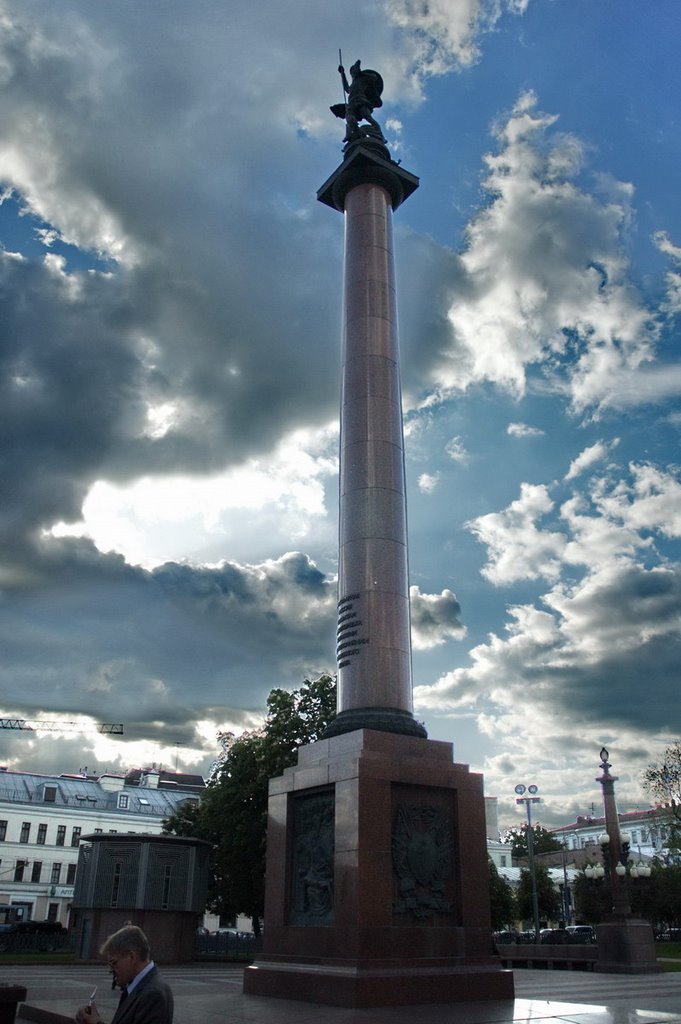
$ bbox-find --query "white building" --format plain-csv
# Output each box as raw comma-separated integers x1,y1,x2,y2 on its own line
550,805,677,863
0,766,203,927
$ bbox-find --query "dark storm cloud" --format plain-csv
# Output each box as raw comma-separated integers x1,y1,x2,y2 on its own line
0,541,336,740
409,586,465,649
0,2,480,777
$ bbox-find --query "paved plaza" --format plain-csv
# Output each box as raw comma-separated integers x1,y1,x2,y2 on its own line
2,963,681,1024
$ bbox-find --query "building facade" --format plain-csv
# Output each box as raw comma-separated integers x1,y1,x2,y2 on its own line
0,766,203,927
550,805,677,863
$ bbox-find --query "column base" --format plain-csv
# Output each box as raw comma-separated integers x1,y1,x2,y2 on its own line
244,960,513,1008
322,706,427,739
595,918,661,973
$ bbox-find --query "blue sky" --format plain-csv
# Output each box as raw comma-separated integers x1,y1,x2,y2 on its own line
1,0,680,829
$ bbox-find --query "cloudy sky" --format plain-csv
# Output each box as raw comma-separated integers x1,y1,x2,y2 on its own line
1,0,680,829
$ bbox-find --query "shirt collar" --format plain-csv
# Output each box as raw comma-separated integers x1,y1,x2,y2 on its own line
126,960,155,995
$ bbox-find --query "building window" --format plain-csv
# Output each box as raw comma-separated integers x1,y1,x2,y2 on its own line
71,827,82,847
56,826,66,846
0,820,7,841
66,862,77,885
47,903,59,922
43,785,57,803
14,860,27,882
94,828,103,834
37,824,47,845
500,855,507,867
118,793,129,809
161,865,172,910
111,862,122,907
31,862,42,883
51,863,62,884
20,822,31,844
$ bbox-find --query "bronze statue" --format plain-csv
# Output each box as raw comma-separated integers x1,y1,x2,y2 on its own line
331,59,386,145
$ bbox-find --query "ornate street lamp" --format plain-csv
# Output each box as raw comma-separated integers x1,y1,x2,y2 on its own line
515,783,541,942
593,747,659,973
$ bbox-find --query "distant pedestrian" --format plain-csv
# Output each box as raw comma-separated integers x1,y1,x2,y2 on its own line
75,924,173,1024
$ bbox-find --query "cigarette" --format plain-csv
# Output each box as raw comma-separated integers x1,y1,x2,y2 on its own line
88,988,97,1006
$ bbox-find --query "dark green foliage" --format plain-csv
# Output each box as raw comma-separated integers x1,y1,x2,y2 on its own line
630,864,681,932
572,872,612,924
643,743,681,845
488,858,516,930
516,862,561,924
502,824,564,860
163,674,336,934
574,864,681,932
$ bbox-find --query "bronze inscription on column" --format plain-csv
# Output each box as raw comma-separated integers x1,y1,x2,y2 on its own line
336,593,369,669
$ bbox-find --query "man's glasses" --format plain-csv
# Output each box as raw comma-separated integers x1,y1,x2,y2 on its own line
107,953,130,969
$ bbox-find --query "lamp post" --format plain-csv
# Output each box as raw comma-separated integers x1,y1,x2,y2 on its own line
515,783,541,942
595,748,650,915
592,747,659,974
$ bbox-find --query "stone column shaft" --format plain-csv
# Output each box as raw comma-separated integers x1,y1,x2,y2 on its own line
318,146,424,739
337,182,412,715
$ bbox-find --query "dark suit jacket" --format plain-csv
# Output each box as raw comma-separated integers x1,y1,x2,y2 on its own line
111,966,173,1024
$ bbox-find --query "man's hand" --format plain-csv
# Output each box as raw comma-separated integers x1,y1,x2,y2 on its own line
75,1001,103,1024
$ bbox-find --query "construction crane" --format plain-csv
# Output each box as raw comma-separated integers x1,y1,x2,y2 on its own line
0,719,124,735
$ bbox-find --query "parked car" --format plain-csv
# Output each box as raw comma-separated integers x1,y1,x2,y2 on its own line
566,924,596,943
493,930,519,945
0,920,68,952
541,928,571,944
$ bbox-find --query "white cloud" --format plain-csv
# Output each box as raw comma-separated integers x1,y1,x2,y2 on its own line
418,471,441,494
49,424,339,569
565,438,619,480
417,457,681,819
653,230,681,317
427,93,668,414
383,0,530,79
467,482,566,584
507,422,544,438
445,435,470,462
591,462,681,539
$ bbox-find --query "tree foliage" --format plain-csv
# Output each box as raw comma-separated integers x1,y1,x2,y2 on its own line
163,673,336,933
488,859,516,930
502,824,564,860
516,862,561,925
642,741,681,824
572,872,611,925
575,864,681,932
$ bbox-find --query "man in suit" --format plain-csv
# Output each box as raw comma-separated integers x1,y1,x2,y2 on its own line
76,925,173,1024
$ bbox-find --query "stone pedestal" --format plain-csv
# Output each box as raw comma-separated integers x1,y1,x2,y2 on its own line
244,730,514,1007
595,918,662,974
0,986,26,1024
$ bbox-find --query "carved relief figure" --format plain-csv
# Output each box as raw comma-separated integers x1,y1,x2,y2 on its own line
393,804,454,919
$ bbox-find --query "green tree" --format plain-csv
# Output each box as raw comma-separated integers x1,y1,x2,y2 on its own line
488,859,516,930
502,824,564,860
631,864,681,932
163,673,336,934
642,742,681,833
515,862,561,925
572,872,611,925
